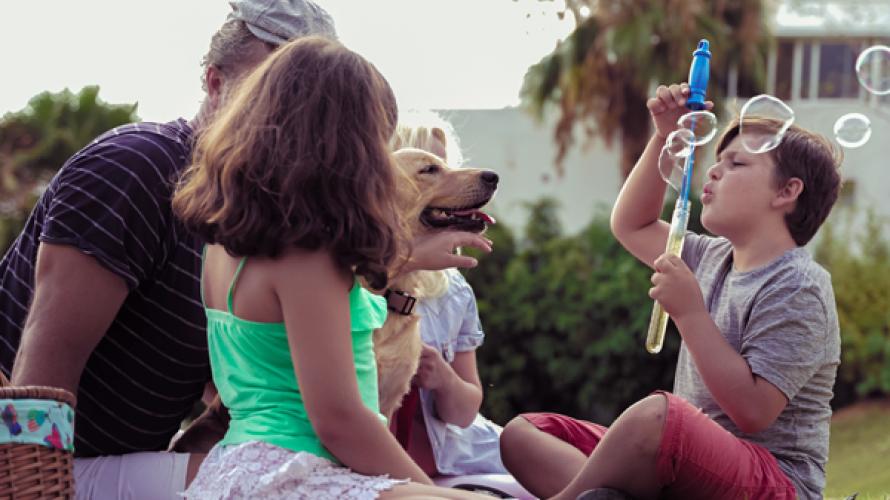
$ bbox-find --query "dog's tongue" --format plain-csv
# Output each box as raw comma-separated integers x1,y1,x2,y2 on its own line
453,209,496,224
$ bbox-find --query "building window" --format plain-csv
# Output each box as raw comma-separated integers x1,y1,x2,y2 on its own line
737,65,764,97
867,38,890,105
775,40,794,101
819,42,862,98
800,41,813,99
774,41,794,101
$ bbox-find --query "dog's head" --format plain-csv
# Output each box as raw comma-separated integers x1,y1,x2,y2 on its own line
392,148,498,234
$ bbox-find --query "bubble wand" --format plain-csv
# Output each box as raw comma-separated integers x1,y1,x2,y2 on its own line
645,39,711,354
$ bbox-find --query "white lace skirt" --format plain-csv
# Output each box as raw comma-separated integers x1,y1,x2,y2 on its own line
183,441,407,499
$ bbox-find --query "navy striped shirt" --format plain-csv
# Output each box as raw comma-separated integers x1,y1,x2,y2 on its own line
0,119,209,457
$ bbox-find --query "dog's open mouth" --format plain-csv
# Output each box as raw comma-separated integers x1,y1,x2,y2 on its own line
420,205,496,233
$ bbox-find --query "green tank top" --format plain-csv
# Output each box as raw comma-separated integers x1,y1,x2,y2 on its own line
204,255,388,462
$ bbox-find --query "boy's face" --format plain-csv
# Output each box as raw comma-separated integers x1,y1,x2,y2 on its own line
700,135,785,240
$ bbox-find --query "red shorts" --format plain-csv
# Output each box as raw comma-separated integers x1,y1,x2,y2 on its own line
522,392,796,499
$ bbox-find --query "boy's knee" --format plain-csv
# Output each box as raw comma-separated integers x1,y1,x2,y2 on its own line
638,393,668,420
620,394,668,452
500,416,537,460
630,394,668,429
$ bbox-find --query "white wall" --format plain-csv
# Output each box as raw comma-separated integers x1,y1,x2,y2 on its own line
442,108,623,235
441,102,889,237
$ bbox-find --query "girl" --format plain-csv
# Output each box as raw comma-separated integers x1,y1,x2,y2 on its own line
389,112,508,478
173,36,488,499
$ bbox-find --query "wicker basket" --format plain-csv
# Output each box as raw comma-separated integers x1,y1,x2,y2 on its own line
0,371,76,499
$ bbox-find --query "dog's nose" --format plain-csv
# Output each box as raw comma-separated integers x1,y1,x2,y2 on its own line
481,170,499,186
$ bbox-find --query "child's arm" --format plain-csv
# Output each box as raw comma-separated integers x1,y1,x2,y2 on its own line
273,249,433,485
401,231,493,274
650,254,789,434
416,346,483,428
610,83,712,269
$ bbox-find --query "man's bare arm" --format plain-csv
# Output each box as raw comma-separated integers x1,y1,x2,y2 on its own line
12,243,128,394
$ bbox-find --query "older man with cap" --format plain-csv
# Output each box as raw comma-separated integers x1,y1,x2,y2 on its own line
0,1,491,498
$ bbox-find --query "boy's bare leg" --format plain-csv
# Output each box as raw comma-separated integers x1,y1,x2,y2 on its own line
552,394,668,500
500,416,588,498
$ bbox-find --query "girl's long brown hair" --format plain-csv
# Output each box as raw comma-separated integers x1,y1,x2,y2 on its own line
173,36,406,289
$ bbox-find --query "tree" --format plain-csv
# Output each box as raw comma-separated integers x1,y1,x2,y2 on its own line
519,0,772,177
0,86,138,252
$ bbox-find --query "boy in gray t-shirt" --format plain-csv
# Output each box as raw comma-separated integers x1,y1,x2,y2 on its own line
677,234,840,498
499,82,842,500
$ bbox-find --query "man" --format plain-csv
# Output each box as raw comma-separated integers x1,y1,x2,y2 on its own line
0,1,491,498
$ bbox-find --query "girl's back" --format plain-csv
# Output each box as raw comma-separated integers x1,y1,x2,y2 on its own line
201,246,387,461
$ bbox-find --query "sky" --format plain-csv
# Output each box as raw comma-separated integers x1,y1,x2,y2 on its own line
0,0,575,122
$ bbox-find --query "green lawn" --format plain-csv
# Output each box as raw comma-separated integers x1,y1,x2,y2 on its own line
825,399,890,499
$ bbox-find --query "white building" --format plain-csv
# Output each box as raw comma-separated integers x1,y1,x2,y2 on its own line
441,1,890,236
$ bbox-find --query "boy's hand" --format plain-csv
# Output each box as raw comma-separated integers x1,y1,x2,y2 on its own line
649,253,707,322
647,83,714,139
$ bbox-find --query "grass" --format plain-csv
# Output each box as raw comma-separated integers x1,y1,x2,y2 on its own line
825,399,890,499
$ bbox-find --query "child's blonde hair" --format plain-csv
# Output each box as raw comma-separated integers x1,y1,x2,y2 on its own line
391,110,465,166
393,111,467,299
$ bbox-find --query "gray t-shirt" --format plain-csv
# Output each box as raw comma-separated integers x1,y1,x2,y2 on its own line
675,234,840,500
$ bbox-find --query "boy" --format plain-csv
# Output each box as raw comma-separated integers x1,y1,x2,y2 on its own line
499,83,841,500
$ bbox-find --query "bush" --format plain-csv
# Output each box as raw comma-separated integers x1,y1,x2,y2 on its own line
814,210,890,406
465,198,681,425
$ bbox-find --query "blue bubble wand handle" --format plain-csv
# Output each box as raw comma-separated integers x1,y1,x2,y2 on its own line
645,39,710,354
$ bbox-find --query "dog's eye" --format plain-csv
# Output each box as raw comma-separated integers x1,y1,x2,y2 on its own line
419,164,441,175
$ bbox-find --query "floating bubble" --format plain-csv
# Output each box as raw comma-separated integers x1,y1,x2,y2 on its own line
657,131,693,191
658,147,687,193
739,95,795,154
676,111,718,146
658,152,689,193
833,113,872,149
658,129,695,192
664,128,695,158
855,45,890,96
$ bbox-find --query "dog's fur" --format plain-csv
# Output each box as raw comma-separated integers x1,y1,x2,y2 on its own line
374,148,497,421
171,148,497,452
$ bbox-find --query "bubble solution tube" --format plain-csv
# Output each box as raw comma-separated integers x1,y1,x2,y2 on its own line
645,39,711,354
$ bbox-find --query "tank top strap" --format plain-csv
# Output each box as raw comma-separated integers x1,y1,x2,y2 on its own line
226,257,248,314
200,245,208,307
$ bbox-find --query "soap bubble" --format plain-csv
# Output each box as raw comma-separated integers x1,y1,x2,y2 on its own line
833,113,872,148
658,129,694,192
855,45,890,96
664,128,695,158
676,111,718,146
739,95,795,154
658,148,687,193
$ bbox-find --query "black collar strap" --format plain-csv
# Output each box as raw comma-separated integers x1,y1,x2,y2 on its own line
384,289,416,315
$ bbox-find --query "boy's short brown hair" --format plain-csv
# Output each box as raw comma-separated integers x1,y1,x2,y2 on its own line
716,118,842,246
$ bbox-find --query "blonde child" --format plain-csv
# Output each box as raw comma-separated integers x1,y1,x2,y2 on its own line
389,112,507,477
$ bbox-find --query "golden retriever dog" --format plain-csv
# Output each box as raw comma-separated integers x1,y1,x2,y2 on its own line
374,148,498,421
171,148,498,452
